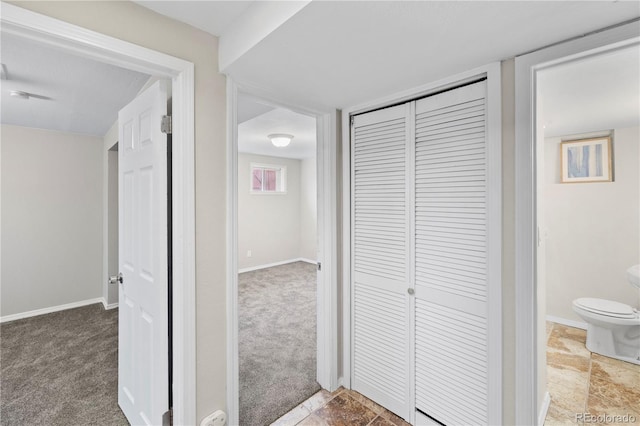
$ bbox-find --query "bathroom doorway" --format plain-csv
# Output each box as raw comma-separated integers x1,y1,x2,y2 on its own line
535,43,640,423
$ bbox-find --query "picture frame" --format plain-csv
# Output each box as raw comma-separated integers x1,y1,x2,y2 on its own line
560,136,612,183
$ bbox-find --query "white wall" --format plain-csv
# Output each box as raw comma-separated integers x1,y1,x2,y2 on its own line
300,157,317,261
238,153,308,270
1,124,103,317
544,126,640,323
103,120,119,307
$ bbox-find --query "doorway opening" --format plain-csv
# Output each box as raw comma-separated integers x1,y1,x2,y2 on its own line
227,83,339,426
514,20,639,425
236,92,319,425
0,4,196,424
536,44,640,424
0,29,162,423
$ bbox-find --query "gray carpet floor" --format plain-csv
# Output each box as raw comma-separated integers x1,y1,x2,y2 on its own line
0,304,128,426
239,261,320,426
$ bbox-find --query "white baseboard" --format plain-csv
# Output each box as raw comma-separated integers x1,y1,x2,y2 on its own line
298,258,317,265
101,299,119,310
538,391,551,426
0,297,104,324
238,257,317,273
546,314,587,330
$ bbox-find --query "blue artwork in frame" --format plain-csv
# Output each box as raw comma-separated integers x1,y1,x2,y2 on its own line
561,136,612,183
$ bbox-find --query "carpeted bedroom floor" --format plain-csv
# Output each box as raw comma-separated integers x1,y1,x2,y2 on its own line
0,304,128,426
239,261,320,426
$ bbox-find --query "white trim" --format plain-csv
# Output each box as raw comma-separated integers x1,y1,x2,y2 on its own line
298,258,317,265
538,392,551,426
317,109,341,393
226,79,339,426
340,107,351,390
103,301,120,310
485,63,504,425
237,258,315,274
514,23,640,425
346,63,496,116
0,5,197,425
225,78,240,426
0,298,104,324
341,62,502,423
546,315,587,330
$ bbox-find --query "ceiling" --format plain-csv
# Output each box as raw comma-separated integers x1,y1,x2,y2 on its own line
539,44,640,137
1,32,150,136
238,94,316,160
2,2,638,138
129,2,640,111
219,1,640,110
133,1,255,37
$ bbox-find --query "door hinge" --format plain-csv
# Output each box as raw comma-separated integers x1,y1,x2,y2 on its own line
350,115,354,126
317,262,322,271
162,408,173,426
161,115,172,134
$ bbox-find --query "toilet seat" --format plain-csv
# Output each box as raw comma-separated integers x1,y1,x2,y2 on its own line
573,298,637,319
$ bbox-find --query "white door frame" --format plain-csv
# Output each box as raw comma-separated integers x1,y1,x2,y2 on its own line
341,62,503,424
225,79,340,426
514,22,639,425
0,5,197,425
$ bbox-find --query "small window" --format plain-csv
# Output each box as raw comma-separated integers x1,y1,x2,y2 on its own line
250,163,287,194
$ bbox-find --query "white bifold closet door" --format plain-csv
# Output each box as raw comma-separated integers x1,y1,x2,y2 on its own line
352,80,495,425
351,103,413,419
414,80,490,426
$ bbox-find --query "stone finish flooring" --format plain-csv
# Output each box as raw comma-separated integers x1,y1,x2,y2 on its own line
271,387,411,426
274,322,639,426
545,322,640,425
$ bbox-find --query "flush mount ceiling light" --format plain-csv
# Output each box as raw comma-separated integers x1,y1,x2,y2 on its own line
10,90,30,100
268,133,293,148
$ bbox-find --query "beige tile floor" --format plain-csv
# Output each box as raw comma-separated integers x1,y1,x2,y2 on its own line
544,322,640,425
274,322,639,426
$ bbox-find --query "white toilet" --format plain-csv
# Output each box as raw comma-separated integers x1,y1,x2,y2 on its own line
572,265,640,365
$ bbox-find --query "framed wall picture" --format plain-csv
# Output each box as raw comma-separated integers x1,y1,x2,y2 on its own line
560,136,612,183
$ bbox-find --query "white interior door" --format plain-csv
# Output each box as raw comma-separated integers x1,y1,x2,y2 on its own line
350,79,500,425
351,104,413,420
413,81,492,426
118,80,169,426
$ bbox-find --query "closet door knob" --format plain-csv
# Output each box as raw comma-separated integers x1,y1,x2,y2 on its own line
407,288,415,295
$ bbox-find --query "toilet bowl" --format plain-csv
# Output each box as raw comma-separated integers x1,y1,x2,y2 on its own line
572,265,640,365
572,298,640,364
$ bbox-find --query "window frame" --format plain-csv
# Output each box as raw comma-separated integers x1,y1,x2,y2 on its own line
249,162,287,194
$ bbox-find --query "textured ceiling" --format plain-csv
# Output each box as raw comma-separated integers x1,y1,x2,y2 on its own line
1,32,150,136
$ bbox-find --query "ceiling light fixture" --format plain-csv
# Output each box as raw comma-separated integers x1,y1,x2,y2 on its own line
10,90,30,100
268,133,293,148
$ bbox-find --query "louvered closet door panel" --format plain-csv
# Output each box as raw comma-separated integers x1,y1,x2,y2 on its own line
352,104,412,419
414,81,490,426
